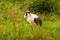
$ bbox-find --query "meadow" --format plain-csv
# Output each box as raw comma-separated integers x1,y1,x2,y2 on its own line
0,0,60,40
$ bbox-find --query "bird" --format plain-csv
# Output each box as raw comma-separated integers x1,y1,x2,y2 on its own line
24,10,42,27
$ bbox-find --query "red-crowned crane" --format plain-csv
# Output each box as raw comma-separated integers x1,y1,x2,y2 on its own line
24,10,42,30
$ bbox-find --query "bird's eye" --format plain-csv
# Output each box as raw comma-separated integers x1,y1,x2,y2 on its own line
26,13,28,16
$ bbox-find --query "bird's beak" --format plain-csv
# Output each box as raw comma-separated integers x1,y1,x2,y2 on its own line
24,15,26,18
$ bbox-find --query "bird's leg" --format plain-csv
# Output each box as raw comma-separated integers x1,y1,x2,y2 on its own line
30,25,33,30
29,22,33,30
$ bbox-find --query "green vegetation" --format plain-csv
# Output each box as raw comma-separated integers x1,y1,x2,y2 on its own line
0,0,60,40
28,0,60,14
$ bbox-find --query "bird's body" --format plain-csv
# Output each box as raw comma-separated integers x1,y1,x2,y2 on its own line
24,10,42,27
26,13,39,24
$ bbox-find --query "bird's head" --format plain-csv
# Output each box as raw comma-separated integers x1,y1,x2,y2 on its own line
24,10,31,18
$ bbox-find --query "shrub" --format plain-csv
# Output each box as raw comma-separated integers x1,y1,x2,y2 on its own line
28,0,58,14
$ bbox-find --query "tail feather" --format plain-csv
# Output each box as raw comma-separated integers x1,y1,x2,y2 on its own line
34,18,42,27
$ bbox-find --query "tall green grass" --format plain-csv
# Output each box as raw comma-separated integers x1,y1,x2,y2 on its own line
0,1,60,40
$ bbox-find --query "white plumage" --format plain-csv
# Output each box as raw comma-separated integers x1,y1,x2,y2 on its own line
24,13,38,24
24,10,42,26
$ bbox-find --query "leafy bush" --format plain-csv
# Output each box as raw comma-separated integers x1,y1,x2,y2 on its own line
28,0,58,14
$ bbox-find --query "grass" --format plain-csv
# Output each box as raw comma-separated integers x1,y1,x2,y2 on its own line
0,12,60,40
0,1,60,40
0,19,60,40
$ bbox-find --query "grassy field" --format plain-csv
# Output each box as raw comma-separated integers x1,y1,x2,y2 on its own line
0,1,60,40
